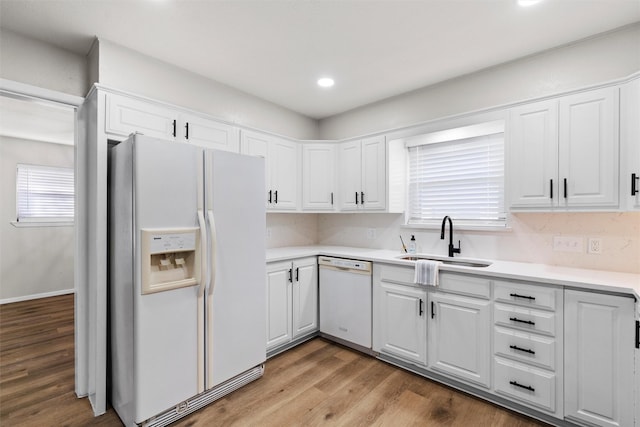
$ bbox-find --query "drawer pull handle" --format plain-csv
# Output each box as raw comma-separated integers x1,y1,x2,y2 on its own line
510,381,535,392
509,293,535,301
509,317,535,326
510,345,535,355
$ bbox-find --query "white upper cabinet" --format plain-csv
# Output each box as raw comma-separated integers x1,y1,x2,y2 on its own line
338,136,386,211
301,143,336,211
620,77,640,210
509,87,619,210
361,136,386,210
509,100,559,209
104,92,240,152
269,138,299,210
179,113,240,152
338,140,361,211
106,92,177,140
559,87,619,208
241,130,299,211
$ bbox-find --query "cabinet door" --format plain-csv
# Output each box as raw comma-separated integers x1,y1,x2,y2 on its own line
292,258,318,339
181,114,239,152
361,136,386,210
428,292,491,388
564,290,635,427
302,144,336,211
269,138,298,210
105,92,177,140
338,140,362,211
508,100,559,209
374,281,427,365
266,262,292,351
241,130,271,206
620,78,640,210
559,87,619,208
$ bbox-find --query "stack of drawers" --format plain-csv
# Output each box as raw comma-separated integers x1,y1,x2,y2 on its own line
492,280,564,418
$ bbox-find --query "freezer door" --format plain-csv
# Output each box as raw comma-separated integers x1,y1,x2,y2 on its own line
131,135,204,422
205,149,266,389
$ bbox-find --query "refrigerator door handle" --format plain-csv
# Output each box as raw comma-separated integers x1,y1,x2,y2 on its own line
197,210,207,297
207,210,218,294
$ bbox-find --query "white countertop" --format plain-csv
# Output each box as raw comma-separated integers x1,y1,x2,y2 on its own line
266,245,640,300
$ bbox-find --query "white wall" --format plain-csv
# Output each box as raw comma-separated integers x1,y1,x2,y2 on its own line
301,24,640,275
0,29,89,98
319,24,640,139
0,136,75,301
316,212,640,275
96,39,319,140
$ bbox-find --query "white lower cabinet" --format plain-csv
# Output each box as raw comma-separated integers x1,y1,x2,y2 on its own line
564,290,635,427
373,264,427,365
266,257,318,353
374,281,427,365
428,275,491,389
492,280,564,418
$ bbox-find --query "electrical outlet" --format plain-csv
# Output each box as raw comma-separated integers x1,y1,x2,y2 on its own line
588,238,602,254
366,228,376,239
553,236,584,253
266,228,272,239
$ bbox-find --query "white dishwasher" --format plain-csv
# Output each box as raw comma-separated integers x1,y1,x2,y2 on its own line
318,256,372,351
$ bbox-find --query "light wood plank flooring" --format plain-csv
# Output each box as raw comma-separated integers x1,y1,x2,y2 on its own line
1,295,549,426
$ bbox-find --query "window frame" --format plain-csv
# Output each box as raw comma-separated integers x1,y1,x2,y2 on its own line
403,120,508,230
14,163,75,226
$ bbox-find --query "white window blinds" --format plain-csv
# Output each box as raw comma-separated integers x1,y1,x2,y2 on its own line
407,132,505,227
16,164,74,222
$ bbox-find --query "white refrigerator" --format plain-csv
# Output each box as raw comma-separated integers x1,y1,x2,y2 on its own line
110,134,266,426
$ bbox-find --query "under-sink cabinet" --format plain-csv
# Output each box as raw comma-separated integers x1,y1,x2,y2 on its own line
266,257,318,355
428,273,492,389
373,264,427,365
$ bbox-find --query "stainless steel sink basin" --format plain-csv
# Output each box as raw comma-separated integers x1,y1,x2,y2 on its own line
397,254,492,268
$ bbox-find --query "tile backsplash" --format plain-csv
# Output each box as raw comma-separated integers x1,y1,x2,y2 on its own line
266,212,639,274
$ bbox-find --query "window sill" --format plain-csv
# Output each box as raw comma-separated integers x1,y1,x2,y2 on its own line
11,221,74,228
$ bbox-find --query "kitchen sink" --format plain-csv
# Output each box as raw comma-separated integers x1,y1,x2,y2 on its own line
397,254,492,268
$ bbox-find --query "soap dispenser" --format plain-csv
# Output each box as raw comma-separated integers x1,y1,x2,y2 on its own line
408,235,417,254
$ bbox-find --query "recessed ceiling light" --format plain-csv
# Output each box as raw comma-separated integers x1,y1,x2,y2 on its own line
317,78,335,88
518,0,542,6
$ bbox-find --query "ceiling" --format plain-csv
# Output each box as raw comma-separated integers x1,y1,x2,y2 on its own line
0,0,639,119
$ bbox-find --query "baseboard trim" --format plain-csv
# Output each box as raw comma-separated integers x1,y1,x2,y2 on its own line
0,288,74,305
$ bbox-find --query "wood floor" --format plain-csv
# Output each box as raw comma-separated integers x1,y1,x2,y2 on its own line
1,295,548,427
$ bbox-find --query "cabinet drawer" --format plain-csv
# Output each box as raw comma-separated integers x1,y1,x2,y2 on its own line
494,326,556,371
494,280,558,311
439,273,491,299
494,303,556,336
494,357,557,413
376,264,415,286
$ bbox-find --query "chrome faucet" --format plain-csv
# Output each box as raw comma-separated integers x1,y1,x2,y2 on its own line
440,216,461,257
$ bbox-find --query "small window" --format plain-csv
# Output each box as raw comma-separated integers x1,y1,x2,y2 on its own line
406,121,506,228
16,164,74,223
